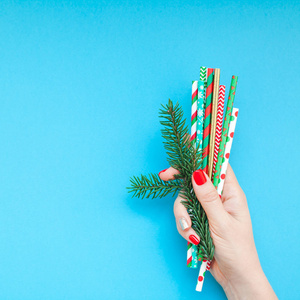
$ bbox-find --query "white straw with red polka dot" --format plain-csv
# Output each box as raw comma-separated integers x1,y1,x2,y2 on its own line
195,260,208,291
217,108,239,195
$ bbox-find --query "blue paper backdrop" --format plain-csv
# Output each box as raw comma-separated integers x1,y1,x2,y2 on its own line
0,0,299,299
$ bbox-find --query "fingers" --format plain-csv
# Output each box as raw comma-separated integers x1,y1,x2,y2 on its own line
222,164,248,219
173,195,200,245
158,167,180,181
222,164,243,198
224,164,239,186
222,164,247,208
192,169,228,225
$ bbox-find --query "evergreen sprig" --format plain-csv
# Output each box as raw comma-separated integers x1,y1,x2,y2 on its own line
129,174,181,199
127,99,214,260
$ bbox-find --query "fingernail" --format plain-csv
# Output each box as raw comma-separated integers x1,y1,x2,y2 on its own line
158,169,167,176
189,235,200,245
193,169,207,186
179,218,188,231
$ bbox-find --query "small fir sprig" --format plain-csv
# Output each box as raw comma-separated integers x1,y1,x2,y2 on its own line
127,99,214,260
129,174,181,199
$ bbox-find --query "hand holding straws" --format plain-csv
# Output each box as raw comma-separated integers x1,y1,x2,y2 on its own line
190,69,239,292
128,67,240,293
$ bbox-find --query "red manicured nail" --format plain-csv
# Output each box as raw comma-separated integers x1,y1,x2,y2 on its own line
158,169,167,176
193,169,207,186
189,235,200,245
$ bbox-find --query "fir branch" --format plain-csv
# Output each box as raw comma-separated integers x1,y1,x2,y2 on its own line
159,100,202,176
127,173,182,199
159,100,190,174
180,190,214,260
159,100,214,260
128,99,214,261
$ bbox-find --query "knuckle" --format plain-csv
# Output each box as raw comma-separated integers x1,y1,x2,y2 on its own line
173,198,179,215
221,215,232,231
173,195,182,215
239,189,247,201
175,221,185,238
201,189,219,203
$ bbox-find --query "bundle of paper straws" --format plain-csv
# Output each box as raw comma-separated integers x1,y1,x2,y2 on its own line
189,67,239,292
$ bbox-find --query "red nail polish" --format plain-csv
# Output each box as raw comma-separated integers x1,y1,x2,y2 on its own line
193,169,207,185
158,169,167,176
189,235,200,245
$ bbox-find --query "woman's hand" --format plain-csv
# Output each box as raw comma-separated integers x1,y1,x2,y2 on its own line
159,165,277,299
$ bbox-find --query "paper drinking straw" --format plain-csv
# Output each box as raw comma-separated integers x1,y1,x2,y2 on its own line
191,81,198,145
202,69,214,174
197,66,207,152
196,80,205,151
195,256,212,291
187,242,198,268
213,85,225,176
196,260,208,292
188,81,199,268
206,260,211,271
208,68,220,179
217,108,239,195
213,75,238,188
187,242,193,267
200,66,207,88
200,66,207,150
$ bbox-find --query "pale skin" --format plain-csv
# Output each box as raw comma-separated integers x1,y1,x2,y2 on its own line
159,165,277,300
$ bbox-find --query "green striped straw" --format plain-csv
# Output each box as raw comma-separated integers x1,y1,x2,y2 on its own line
213,75,238,188
190,67,207,268
196,67,207,153
200,66,207,89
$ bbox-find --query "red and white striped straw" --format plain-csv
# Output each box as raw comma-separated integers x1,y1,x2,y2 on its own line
217,108,239,195
188,80,199,269
191,81,198,144
213,85,225,176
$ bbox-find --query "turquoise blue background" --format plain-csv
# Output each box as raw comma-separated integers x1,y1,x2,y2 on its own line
0,0,299,299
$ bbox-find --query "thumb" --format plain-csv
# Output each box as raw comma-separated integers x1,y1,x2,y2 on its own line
192,169,227,224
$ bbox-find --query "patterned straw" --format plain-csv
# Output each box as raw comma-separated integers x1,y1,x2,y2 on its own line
213,75,238,187
202,69,214,174
213,85,225,176
188,80,199,268
208,68,220,179
197,66,207,156
191,81,198,144
217,108,239,195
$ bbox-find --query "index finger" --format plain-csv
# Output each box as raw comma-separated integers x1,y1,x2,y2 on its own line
159,167,180,181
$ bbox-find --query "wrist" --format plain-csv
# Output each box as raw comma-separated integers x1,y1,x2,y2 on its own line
223,266,277,300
